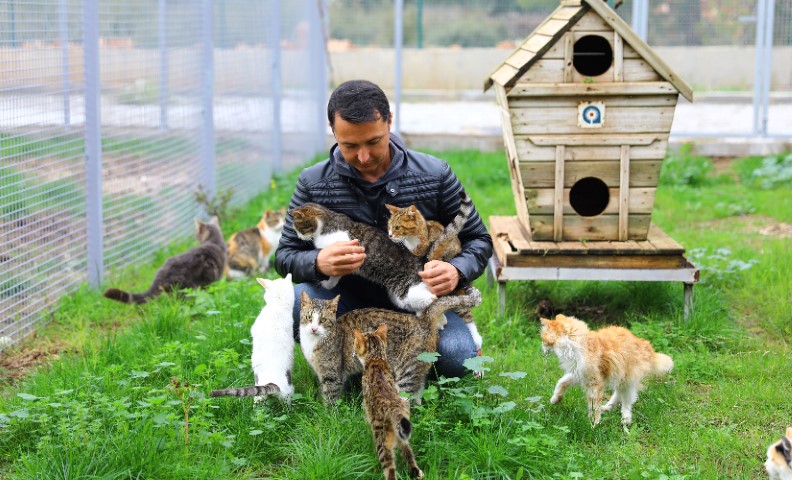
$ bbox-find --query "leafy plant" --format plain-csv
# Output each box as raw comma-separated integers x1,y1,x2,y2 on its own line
194,183,235,221
660,144,713,186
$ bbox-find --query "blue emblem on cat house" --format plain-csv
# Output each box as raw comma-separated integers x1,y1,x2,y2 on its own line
578,102,604,128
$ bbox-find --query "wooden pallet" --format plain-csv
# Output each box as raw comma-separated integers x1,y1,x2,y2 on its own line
487,215,699,320
490,215,687,269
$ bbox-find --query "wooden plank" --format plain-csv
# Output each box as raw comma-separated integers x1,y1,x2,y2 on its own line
508,94,678,108
570,10,612,31
613,32,624,82
507,81,679,97
563,33,574,83
523,134,666,147
520,159,662,188
528,213,651,241
497,264,698,281
492,235,514,266
554,4,585,20
622,58,663,82
495,84,532,229
554,145,565,241
537,19,572,37
511,105,676,135
524,187,656,215
513,59,565,84
504,253,687,269
491,63,521,87
646,223,685,253
622,40,640,58
505,49,536,70
522,33,555,53
493,215,534,252
516,138,667,161
618,145,630,241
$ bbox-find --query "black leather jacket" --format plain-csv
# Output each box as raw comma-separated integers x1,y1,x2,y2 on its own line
274,134,493,287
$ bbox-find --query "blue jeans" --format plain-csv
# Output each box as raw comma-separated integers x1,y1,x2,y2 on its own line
292,276,477,379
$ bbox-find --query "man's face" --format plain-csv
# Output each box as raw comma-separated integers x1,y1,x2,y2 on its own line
332,113,392,182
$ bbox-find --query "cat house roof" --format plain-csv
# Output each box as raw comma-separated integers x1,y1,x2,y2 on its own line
483,0,693,102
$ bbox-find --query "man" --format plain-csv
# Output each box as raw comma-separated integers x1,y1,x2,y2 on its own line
275,79,493,378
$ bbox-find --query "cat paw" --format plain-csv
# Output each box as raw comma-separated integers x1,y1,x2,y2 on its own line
550,394,563,405
621,415,633,425
253,395,266,405
472,348,485,379
410,467,424,479
601,403,614,412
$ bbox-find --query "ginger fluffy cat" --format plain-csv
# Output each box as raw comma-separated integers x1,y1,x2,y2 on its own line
540,314,673,426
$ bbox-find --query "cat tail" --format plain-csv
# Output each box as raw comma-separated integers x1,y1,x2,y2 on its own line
422,286,483,330
396,415,412,441
426,189,473,261
103,287,154,305
210,383,280,398
652,353,674,375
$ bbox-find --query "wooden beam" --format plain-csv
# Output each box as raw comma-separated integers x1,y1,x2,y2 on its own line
618,145,630,241
494,83,532,229
563,33,574,83
613,31,624,82
554,145,565,242
507,81,679,97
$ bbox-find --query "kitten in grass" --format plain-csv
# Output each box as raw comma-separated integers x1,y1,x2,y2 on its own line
354,324,424,480
299,286,482,404
540,314,673,426
103,217,226,304
225,208,285,280
289,203,435,313
766,427,792,480
210,274,294,404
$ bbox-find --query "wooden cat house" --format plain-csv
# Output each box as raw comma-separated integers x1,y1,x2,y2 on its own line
484,0,693,242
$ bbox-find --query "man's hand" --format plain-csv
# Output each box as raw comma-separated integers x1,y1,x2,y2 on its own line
316,239,366,277
418,260,459,296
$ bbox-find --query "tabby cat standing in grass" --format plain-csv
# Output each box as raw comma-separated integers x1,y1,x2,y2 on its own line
540,314,674,426
103,217,226,304
354,324,424,480
225,208,285,280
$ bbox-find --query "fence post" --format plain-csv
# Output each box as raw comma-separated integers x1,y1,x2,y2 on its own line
60,0,70,128
270,0,282,172
310,0,327,153
393,0,403,136
83,0,103,286
753,0,775,137
631,0,648,42
201,0,216,201
159,0,169,131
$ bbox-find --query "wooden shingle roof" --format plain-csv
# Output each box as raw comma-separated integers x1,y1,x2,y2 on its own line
484,0,693,102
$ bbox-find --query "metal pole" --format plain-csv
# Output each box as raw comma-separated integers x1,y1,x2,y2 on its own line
311,0,327,154
201,0,216,202
60,0,70,127
417,0,423,49
394,0,403,136
631,0,648,42
760,0,775,136
270,0,282,171
159,0,169,130
753,0,774,137
83,0,103,286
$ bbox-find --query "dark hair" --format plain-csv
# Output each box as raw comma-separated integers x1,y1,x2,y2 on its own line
327,80,391,129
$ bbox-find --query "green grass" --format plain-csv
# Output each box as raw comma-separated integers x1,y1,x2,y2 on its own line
0,149,790,479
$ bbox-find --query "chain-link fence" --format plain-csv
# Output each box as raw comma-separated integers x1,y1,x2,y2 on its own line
0,0,327,349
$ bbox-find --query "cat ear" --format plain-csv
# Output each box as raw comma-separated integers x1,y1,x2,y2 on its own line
256,277,269,288
209,215,219,226
194,217,202,230
329,295,340,311
783,433,792,454
352,328,365,353
385,204,399,214
284,273,292,283
539,317,549,326
375,323,388,339
300,291,311,307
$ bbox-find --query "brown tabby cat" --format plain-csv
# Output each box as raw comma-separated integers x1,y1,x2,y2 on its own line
385,190,472,262
103,217,226,304
299,286,482,404
354,324,424,480
226,208,285,280
766,427,792,480
540,314,673,426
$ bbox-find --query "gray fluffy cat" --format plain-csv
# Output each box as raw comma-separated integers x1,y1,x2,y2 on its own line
289,203,435,313
299,286,482,404
103,217,226,304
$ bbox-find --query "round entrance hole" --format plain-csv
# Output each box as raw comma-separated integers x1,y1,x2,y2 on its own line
573,35,613,77
569,177,610,217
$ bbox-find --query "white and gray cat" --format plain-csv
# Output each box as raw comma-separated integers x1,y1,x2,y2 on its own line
289,203,435,313
210,274,295,403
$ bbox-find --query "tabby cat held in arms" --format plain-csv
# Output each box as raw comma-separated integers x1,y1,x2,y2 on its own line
225,208,285,280
354,324,424,480
210,274,294,404
103,217,226,304
540,314,673,426
766,427,792,480
289,203,434,313
385,190,482,349
299,286,482,404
